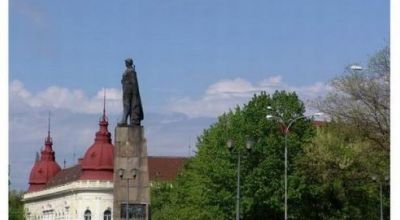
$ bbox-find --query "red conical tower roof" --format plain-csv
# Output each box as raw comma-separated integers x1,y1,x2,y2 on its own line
80,90,114,180
28,113,61,192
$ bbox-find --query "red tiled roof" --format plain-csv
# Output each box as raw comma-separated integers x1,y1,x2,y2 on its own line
39,156,187,189
28,132,61,192
44,165,82,189
148,156,187,182
80,114,114,180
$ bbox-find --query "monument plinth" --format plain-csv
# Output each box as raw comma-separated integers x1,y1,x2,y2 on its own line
113,126,150,220
114,58,149,219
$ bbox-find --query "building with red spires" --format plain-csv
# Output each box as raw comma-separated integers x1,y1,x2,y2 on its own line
23,103,187,220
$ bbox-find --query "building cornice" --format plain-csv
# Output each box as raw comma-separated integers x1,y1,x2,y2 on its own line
23,180,113,202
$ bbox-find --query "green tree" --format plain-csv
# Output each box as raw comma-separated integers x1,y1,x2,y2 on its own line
299,46,391,219
295,123,389,219
9,189,25,220
152,91,316,219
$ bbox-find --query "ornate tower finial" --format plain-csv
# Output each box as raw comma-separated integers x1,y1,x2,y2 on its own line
35,151,40,163
99,88,108,124
96,88,111,143
45,111,53,147
103,88,106,120
48,111,51,139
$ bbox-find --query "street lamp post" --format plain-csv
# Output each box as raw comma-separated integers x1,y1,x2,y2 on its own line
380,181,383,220
372,175,389,220
236,148,240,220
266,109,322,220
227,138,252,220
118,168,138,220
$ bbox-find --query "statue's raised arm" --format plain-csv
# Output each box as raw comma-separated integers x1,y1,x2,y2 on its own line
118,58,144,126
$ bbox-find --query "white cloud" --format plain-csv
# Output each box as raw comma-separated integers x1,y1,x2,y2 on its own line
10,80,31,98
167,76,331,118
206,78,256,95
259,75,283,87
10,80,122,114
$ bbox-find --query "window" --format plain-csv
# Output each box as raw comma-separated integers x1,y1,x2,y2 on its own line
84,210,91,220
104,209,111,220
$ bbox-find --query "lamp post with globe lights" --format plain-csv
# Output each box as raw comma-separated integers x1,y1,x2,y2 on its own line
266,107,323,220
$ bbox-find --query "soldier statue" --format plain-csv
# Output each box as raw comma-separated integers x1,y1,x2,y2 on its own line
118,58,144,126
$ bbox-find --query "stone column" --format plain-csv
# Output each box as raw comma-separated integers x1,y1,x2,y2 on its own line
113,126,150,220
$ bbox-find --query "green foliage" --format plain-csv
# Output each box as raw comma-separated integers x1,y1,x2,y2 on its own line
9,190,25,220
295,123,389,219
152,91,316,219
151,182,174,217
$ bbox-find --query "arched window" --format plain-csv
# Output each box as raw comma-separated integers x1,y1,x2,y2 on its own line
103,209,111,220
84,209,91,220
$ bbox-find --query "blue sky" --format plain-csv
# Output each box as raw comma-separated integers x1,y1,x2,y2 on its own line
9,0,389,190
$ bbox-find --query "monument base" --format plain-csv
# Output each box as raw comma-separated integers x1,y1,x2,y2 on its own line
113,126,150,220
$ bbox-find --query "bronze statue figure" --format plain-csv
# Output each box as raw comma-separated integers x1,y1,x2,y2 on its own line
118,58,144,126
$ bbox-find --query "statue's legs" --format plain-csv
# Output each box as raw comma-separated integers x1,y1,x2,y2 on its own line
118,88,133,126
130,110,140,125
119,105,130,125
130,95,141,125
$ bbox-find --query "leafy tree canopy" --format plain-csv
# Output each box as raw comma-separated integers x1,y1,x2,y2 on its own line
152,91,316,219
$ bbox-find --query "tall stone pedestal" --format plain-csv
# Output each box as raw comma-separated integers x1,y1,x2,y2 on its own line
113,126,150,220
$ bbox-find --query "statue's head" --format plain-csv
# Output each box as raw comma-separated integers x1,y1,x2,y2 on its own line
125,58,133,67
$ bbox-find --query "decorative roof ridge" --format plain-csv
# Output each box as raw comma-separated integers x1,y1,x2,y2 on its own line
44,111,53,150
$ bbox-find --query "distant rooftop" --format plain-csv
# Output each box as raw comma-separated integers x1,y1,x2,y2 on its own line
148,156,187,182
41,156,187,190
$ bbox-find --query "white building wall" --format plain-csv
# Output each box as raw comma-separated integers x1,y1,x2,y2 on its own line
23,180,113,220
